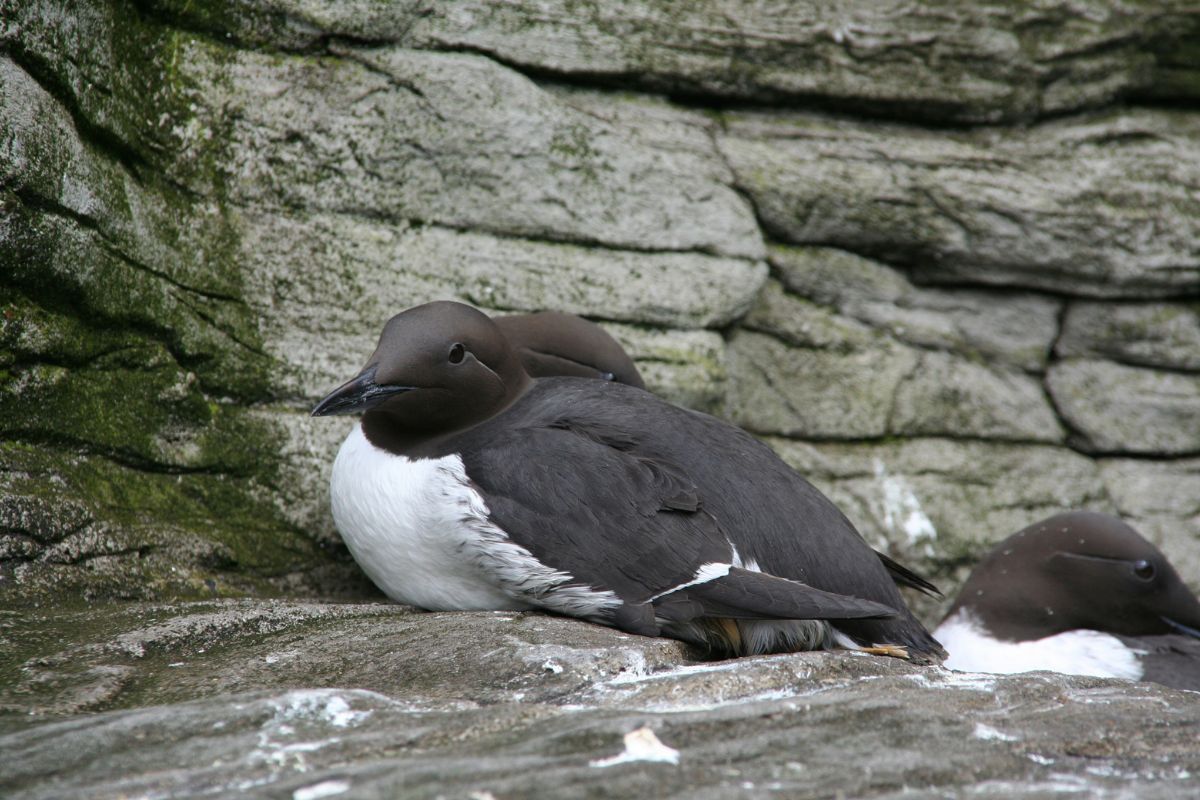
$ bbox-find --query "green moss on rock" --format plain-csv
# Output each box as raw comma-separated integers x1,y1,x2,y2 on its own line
0,3,335,609
0,438,322,609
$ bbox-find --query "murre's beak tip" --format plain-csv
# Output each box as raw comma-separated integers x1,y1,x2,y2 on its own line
310,387,353,417
310,366,415,418
1162,615,1200,639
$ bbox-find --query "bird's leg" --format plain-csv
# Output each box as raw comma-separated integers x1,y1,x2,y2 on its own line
860,643,910,660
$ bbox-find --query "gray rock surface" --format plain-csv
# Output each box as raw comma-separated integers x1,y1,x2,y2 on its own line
197,44,764,260
1058,301,1200,372
147,0,1200,125
721,110,1200,298
766,437,1110,590
769,245,1063,372
1048,359,1200,455
4,2,1200,795
727,328,915,439
4,600,1200,800
732,289,1063,443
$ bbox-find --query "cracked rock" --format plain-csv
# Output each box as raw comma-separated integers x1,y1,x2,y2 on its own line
1047,359,1200,455
769,245,1061,372
1058,302,1200,372
721,110,1200,298
194,44,764,259
145,0,1200,125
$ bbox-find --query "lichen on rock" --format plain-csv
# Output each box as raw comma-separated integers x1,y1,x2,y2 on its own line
5,1,1200,795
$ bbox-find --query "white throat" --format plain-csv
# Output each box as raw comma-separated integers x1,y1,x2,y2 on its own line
934,608,1144,680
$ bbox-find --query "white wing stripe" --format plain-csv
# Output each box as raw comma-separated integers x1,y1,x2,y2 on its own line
648,562,732,602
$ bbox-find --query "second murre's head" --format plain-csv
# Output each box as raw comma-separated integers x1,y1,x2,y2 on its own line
311,301,531,445
493,311,646,389
945,510,1200,642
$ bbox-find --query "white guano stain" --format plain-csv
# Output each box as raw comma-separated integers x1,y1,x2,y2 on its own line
903,669,998,693
973,722,1019,742
590,727,680,767
873,459,937,555
293,779,352,800
246,691,376,774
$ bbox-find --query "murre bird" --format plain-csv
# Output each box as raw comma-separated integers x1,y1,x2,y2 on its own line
494,310,940,601
312,301,945,661
492,307,940,599
493,311,645,389
935,511,1200,690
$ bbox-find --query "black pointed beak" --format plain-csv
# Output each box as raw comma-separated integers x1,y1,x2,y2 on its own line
1151,564,1200,639
1163,616,1200,639
311,366,414,417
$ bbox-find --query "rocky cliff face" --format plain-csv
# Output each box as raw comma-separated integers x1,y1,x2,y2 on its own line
4,0,1197,610
3,3,1200,795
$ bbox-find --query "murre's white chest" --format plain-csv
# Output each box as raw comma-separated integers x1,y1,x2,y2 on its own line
329,423,529,611
935,608,1144,680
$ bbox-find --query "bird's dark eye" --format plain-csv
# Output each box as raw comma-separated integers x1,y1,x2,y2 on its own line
448,343,466,364
1133,559,1155,580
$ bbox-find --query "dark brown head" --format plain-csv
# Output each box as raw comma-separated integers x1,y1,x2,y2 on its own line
946,511,1200,642
493,311,646,390
311,302,531,447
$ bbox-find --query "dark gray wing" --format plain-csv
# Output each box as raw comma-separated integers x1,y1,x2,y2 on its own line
1118,634,1200,692
459,421,894,635
655,567,895,622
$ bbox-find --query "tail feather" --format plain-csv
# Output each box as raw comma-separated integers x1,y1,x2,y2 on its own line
876,551,943,598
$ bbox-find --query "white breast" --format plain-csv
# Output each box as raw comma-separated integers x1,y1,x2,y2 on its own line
330,424,528,611
935,608,1144,680
329,424,621,620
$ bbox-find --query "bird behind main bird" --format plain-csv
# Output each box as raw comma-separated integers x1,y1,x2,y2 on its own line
936,511,1200,689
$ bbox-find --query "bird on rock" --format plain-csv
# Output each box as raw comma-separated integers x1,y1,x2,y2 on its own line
492,309,940,601
312,301,945,661
935,511,1200,690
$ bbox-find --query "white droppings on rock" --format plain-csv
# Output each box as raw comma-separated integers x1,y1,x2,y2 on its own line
590,727,680,768
874,459,937,555
603,657,745,686
905,669,998,693
293,778,351,800
271,691,374,729
1084,763,1137,779
968,776,1091,795
973,723,1019,742
245,691,380,774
